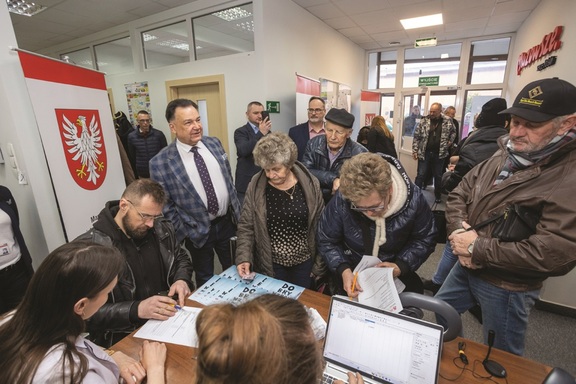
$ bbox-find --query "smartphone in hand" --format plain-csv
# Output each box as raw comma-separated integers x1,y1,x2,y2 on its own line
261,110,270,122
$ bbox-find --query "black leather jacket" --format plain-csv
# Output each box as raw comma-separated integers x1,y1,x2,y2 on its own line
75,201,193,346
301,135,367,203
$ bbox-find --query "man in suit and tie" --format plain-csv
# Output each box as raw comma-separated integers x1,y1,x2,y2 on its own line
289,96,326,162
150,99,241,288
233,101,271,204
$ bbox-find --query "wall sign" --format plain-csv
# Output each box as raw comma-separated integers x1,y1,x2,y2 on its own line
418,76,439,86
517,26,563,75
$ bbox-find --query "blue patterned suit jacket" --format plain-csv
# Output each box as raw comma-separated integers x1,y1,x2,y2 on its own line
149,136,241,247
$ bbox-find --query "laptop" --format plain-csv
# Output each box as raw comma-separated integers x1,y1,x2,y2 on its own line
322,296,443,384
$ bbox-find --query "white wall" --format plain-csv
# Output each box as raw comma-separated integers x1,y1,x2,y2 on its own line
0,1,63,268
503,0,576,99
99,0,365,172
507,0,576,309
0,0,364,266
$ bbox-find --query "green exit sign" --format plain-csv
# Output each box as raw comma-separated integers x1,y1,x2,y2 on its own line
418,76,440,86
266,101,280,113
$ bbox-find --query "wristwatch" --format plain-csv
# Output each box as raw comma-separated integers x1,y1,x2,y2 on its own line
467,239,476,255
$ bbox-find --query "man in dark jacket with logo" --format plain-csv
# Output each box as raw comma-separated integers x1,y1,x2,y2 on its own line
127,110,167,178
437,78,576,356
75,179,193,346
302,108,367,204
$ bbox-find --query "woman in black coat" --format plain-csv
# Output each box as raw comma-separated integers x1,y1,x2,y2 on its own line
367,115,397,158
0,185,34,314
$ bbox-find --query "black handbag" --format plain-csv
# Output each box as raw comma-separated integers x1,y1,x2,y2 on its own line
432,202,447,244
468,204,541,241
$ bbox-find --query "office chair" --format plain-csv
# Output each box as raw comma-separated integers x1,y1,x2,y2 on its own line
399,292,462,342
542,367,576,384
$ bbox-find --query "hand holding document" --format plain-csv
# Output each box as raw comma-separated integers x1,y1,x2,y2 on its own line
352,256,404,313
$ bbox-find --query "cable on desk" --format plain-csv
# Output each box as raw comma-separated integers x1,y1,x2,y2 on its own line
439,343,509,383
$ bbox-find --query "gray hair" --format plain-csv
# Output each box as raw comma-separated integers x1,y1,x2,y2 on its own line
253,132,297,169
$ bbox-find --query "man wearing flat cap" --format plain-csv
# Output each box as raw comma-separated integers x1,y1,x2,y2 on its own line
302,108,367,203
436,77,576,356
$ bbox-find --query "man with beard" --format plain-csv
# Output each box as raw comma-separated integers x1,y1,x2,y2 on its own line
289,96,326,162
75,179,193,346
412,102,456,203
436,78,576,355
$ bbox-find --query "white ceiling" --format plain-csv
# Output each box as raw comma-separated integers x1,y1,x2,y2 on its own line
9,0,541,52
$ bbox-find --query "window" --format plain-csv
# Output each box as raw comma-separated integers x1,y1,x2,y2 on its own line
192,3,254,60
461,89,503,138
142,21,191,69
467,38,510,84
94,37,134,75
377,51,397,89
59,48,94,69
403,43,461,88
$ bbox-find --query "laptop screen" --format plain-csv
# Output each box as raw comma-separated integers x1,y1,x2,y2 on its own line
323,296,443,384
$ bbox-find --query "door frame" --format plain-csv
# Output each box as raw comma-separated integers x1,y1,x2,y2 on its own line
396,90,429,180
165,75,229,153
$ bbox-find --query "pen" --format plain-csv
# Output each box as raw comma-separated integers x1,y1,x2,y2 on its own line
169,304,182,310
350,272,358,298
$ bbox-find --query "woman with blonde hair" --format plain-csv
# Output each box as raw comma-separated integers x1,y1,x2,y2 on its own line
195,294,364,384
318,152,436,295
367,115,397,158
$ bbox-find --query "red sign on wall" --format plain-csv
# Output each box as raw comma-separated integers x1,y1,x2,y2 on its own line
517,26,563,75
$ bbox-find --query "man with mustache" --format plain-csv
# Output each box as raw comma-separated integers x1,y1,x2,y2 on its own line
436,78,576,356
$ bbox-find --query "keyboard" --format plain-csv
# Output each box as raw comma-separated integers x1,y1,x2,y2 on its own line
322,372,344,384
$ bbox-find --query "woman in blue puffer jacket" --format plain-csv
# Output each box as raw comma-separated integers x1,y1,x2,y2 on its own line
317,152,437,296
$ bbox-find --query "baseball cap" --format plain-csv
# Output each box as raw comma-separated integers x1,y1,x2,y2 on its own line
325,108,355,129
499,77,576,122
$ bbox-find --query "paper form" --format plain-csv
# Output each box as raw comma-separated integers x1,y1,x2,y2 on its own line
134,306,202,347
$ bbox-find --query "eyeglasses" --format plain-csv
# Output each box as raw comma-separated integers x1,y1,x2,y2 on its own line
350,196,390,213
307,108,325,114
126,199,163,221
137,119,151,124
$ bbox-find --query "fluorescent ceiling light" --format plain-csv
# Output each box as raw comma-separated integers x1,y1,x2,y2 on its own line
400,13,443,30
157,40,190,52
213,7,252,21
143,33,158,42
6,0,47,16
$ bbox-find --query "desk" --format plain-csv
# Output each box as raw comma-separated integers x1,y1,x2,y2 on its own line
113,289,551,383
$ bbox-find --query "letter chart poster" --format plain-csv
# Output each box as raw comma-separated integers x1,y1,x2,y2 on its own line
17,50,125,240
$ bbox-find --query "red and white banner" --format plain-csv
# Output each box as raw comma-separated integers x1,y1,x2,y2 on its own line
360,90,381,127
17,50,125,240
296,74,321,124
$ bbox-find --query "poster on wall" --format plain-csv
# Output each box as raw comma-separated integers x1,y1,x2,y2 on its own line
321,78,351,112
124,81,151,125
16,50,125,240
295,74,321,124
360,91,381,127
